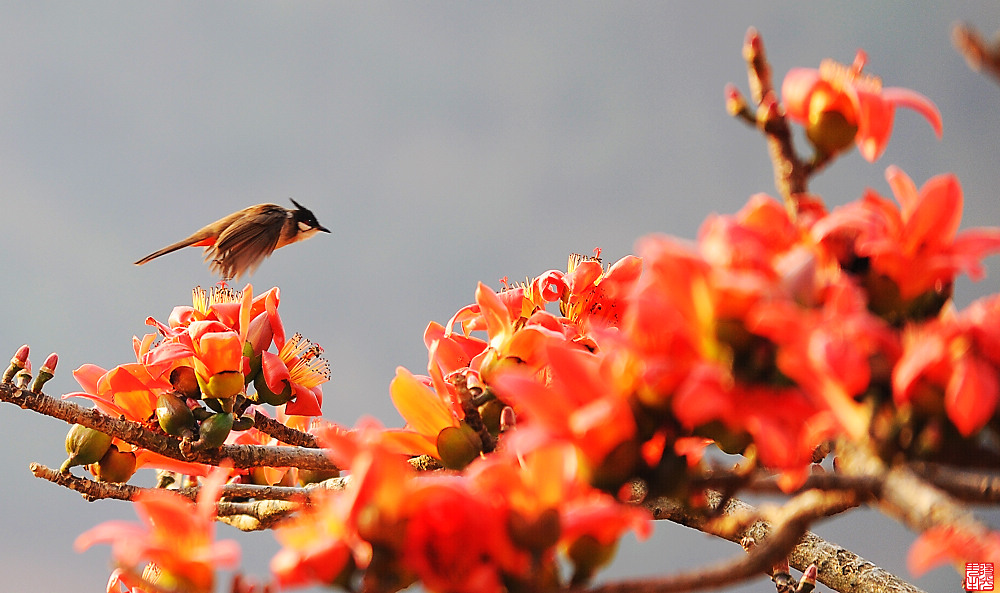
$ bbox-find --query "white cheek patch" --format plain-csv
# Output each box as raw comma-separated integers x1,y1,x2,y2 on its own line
296,227,322,241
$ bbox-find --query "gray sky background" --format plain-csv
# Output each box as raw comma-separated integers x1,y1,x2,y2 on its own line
1,3,998,592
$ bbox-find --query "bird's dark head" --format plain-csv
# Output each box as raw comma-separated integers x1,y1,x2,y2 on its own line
290,198,331,234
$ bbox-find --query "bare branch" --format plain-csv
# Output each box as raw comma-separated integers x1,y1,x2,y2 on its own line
643,491,924,593
583,490,859,593
911,462,1000,504
251,410,319,448
837,439,998,543
738,28,812,209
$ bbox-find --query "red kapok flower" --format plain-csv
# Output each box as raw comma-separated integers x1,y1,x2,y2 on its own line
782,50,942,161
76,466,240,593
401,479,513,593
814,167,1000,305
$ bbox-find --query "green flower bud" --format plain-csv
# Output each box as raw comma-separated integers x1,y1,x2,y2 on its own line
61,424,113,473
806,109,858,156
197,412,234,449
156,392,196,438
169,366,201,398
251,372,292,406
91,445,137,483
436,422,482,470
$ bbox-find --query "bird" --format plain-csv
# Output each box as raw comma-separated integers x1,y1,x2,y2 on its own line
134,199,330,280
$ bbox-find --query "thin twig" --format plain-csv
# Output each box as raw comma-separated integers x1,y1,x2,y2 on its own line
251,410,319,448
740,28,810,208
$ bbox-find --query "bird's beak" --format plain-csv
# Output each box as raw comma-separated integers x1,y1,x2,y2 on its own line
318,225,331,233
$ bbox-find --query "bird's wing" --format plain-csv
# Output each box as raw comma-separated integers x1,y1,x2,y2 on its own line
207,205,287,280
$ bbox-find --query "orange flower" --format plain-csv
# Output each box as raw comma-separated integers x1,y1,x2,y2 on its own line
67,363,164,421
75,466,240,593
270,489,354,589
782,50,941,161
814,167,1000,304
561,253,642,331
908,525,1000,577
382,365,461,459
491,340,637,472
401,479,514,593
894,301,1000,438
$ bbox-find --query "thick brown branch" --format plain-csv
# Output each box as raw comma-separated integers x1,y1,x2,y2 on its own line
216,499,299,531
837,439,998,544
692,468,883,497
586,490,858,593
911,462,1000,503
643,491,923,593
0,383,337,471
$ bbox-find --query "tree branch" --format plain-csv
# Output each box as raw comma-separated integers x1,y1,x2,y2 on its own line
836,439,998,545
910,462,1000,504
0,382,337,471
250,410,319,448
583,490,859,593
642,490,924,593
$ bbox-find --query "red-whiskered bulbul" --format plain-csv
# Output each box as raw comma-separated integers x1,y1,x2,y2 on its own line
134,199,329,280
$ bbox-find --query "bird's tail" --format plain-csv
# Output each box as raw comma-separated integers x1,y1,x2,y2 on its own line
134,236,215,266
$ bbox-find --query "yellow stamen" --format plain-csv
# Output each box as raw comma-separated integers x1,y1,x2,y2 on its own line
818,51,882,94
279,333,331,389
191,285,243,315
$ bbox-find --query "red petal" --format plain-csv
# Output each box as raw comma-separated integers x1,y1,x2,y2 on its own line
946,354,999,437
780,67,822,122
882,86,943,138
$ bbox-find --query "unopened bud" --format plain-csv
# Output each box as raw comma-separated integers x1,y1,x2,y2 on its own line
499,406,516,433
436,422,482,470
91,445,137,483
194,412,234,449
30,353,58,392
744,27,762,55
757,92,782,126
13,368,32,389
798,564,818,593
169,366,200,398
3,345,29,383
62,424,113,473
725,83,748,116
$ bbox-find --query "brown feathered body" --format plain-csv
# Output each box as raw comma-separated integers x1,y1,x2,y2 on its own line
134,200,329,280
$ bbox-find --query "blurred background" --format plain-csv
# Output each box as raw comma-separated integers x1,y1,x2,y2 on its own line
1,3,998,592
